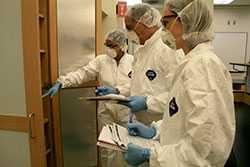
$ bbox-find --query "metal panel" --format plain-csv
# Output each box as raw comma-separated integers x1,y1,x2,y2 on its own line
57,0,97,166
60,88,97,167
57,0,95,74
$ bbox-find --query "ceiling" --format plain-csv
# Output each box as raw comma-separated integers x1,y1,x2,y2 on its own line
142,0,250,9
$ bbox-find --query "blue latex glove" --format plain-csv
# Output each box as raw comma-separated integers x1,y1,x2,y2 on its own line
119,96,147,112
124,143,150,166
128,122,156,139
47,81,62,97
95,86,119,96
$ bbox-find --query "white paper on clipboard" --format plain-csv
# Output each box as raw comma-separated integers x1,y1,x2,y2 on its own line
97,123,159,152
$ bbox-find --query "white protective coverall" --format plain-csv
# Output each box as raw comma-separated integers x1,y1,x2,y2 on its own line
59,53,134,166
150,42,236,167
59,53,134,127
130,29,178,125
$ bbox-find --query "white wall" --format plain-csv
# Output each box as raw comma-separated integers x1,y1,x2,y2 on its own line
214,6,250,63
0,0,27,117
0,0,31,166
102,0,118,53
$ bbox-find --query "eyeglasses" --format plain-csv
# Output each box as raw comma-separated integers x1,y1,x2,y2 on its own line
161,15,178,28
104,42,119,49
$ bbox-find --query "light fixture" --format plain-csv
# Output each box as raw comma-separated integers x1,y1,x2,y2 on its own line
125,0,142,6
214,0,235,5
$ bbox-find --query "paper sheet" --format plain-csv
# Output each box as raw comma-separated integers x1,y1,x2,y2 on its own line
97,123,159,152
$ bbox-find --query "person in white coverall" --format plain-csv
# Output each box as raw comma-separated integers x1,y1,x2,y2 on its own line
123,0,236,166
97,4,178,125
47,29,134,167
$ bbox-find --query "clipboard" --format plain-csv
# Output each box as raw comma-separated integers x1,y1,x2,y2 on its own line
85,94,130,102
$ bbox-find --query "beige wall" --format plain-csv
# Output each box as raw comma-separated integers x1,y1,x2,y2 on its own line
214,6,250,62
101,0,118,53
0,0,26,117
0,0,31,166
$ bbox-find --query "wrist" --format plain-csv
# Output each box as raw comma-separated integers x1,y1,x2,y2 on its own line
149,127,156,138
143,96,148,111
142,148,150,160
56,81,62,88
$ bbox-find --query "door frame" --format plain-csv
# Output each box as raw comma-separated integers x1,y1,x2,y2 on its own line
21,0,47,166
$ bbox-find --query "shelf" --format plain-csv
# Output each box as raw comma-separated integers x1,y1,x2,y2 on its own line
46,148,51,155
102,11,108,17
39,14,45,19
230,62,250,67
230,70,245,73
233,90,245,93
44,118,49,124
40,49,46,54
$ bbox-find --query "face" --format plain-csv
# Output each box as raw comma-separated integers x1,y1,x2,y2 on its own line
125,16,148,45
125,16,136,32
162,6,183,49
104,39,123,58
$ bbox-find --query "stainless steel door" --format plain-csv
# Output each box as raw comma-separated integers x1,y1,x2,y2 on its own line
57,0,97,166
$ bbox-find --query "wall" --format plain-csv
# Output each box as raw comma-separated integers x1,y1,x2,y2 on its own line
0,0,31,166
0,0,26,117
102,0,118,53
214,6,250,63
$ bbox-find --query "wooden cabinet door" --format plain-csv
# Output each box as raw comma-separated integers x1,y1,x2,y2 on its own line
0,0,63,166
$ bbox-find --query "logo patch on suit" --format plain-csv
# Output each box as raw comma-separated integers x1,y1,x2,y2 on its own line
146,70,157,81
169,97,179,117
128,71,132,79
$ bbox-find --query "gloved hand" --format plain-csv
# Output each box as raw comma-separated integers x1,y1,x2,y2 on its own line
47,81,62,97
119,96,147,112
128,122,156,139
95,86,119,96
123,143,150,166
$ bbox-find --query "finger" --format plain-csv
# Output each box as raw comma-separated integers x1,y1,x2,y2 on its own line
50,90,57,97
95,89,99,94
97,92,105,96
128,129,137,136
123,152,129,161
118,101,130,107
127,123,138,129
127,143,135,149
98,87,107,91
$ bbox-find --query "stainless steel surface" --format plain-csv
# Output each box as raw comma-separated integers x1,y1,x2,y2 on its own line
57,0,97,166
60,88,97,167
57,0,95,74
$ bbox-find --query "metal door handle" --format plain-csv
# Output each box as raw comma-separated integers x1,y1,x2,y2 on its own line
28,113,35,139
